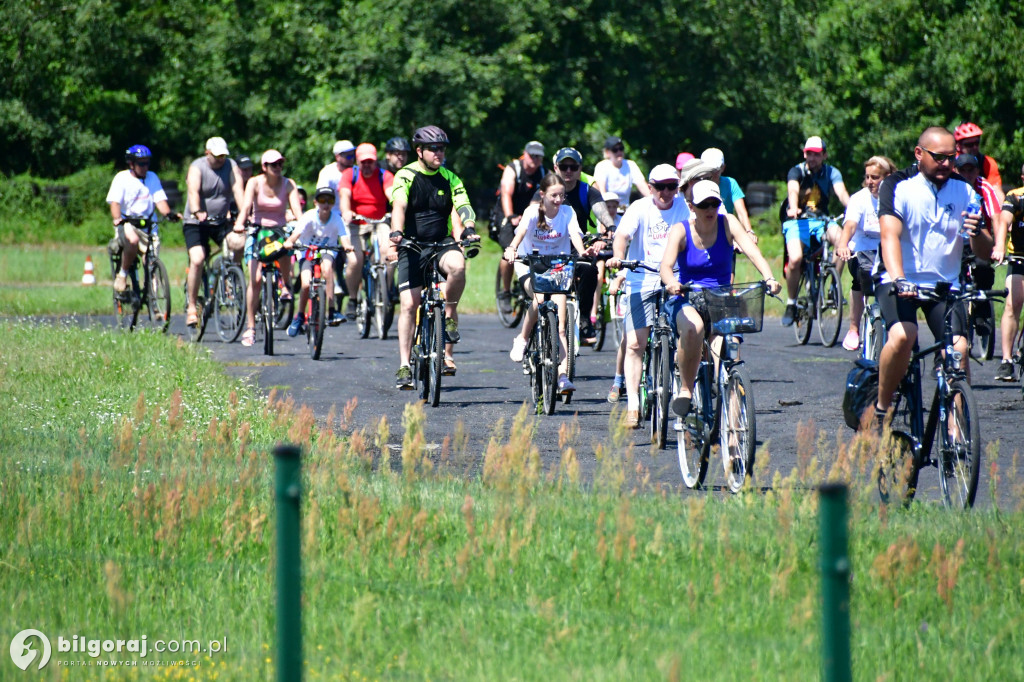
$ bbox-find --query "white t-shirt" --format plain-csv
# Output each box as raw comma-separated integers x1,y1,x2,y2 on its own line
514,204,581,257
594,159,646,207
617,196,688,295
105,170,168,219
315,163,344,193
291,208,347,247
843,187,880,253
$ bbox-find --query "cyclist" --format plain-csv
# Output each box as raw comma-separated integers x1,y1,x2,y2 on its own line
954,153,1000,354
235,155,254,201
383,136,411,175
553,146,617,345
316,140,357,196
606,164,690,428
339,142,395,320
182,136,246,327
105,145,179,294
675,152,695,174
601,191,629,402
701,147,755,239
659,180,780,422
874,126,990,421
505,173,593,393
234,149,306,347
282,187,354,335
993,163,1024,381
496,140,547,315
780,136,850,326
594,136,650,209
388,125,480,388
835,156,897,351
954,121,1004,203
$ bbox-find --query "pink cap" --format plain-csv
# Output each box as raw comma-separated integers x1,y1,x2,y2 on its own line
261,149,284,165
355,143,377,163
675,152,695,170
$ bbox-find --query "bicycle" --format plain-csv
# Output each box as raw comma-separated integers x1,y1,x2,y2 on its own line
675,281,770,493
301,244,347,360
399,237,480,407
250,225,292,357
592,248,619,352
962,251,996,361
495,264,528,328
792,214,844,347
617,261,677,449
516,252,577,415
877,283,1006,509
351,213,395,340
184,216,246,344
108,214,173,333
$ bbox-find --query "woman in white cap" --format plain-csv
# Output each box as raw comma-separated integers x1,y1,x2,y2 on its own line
660,180,781,418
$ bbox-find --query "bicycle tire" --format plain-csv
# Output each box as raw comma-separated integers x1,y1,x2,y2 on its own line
594,292,608,351
311,287,326,360
141,258,171,333
356,278,372,339
968,302,996,362
720,364,756,493
865,312,885,363
938,379,981,509
527,333,543,412
563,301,577,405
262,270,276,356
651,334,672,449
877,392,919,507
496,268,526,328
541,308,559,415
816,266,843,347
610,291,625,349
794,272,813,345
214,264,246,343
373,269,390,339
429,306,444,407
275,271,294,330
113,276,139,331
192,264,211,343
678,359,712,489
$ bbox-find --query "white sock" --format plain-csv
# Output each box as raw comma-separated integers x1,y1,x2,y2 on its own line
786,298,797,305
626,394,639,411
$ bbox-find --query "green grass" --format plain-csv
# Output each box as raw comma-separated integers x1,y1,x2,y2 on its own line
2,322,1024,680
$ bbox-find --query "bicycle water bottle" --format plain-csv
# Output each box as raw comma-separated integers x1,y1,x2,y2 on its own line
962,197,981,241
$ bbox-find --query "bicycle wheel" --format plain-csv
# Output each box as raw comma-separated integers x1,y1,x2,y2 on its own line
428,306,444,407
214,264,246,343
356,277,372,339
938,379,981,509
540,308,559,415
190,265,209,343
651,334,672,449
496,268,525,327
816,266,843,347
274,272,294,330
262,270,276,356
373,269,391,339
968,302,996,362
309,287,327,360
610,291,625,349
863,307,885,362
594,292,608,351
720,364,756,493
677,361,712,489
113,270,139,332
563,300,577,405
877,393,919,507
141,258,171,333
527,335,543,412
794,272,813,345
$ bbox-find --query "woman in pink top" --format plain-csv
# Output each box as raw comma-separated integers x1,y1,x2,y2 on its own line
236,149,305,347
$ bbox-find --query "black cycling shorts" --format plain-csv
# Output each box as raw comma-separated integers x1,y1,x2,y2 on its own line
876,282,967,339
396,237,459,292
1009,260,1024,277
849,250,876,295
498,217,518,250
183,220,232,253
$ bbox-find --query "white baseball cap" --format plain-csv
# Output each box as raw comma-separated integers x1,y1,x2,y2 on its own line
700,147,725,171
691,180,722,205
601,191,620,203
206,136,229,156
803,136,825,153
648,163,680,184
333,140,356,155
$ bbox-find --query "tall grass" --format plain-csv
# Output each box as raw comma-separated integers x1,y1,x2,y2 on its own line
2,322,1023,680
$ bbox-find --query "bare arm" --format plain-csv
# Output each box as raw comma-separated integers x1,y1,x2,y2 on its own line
836,219,857,261
591,200,616,234
992,209,1011,263
833,181,851,207
727,215,779,292
660,223,686,295
234,177,257,231
340,186,354,223
786,179,801,219
230,161,245,215
499,165,517,223
286,180,303,223
732,197,755,238
186,163,203,220
879,214,906,284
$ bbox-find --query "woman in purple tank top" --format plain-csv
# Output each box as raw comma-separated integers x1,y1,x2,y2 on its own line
658,180,781,416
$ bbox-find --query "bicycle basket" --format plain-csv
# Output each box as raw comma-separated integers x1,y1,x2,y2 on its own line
255,227,286,263
702,283,765,334
529,256,575,294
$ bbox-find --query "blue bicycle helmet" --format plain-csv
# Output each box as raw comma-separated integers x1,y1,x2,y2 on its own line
125,144,152,163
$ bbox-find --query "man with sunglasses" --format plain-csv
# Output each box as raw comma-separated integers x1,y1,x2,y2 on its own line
106,144,179,295
495,140,547,314
316,140,357,201
182,136,246,327
780,136,850,326
553,146,618,344
873,126,991,423
388,125,479,389
594,136,651,209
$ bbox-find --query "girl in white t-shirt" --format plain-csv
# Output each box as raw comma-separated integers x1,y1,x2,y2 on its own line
503,174,591,394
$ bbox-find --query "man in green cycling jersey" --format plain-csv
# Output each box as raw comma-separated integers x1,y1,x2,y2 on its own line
387,125,480,389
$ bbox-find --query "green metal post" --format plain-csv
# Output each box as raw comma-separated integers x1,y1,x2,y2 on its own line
819,483,851,682
274,444,302,682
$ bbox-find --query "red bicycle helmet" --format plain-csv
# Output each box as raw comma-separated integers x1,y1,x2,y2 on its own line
954,122,983,141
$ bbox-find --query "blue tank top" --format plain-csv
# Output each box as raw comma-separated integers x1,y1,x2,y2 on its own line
676,214,733,288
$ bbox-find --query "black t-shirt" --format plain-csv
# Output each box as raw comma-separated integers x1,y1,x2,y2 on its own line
508,159,546,216
563,180,602,233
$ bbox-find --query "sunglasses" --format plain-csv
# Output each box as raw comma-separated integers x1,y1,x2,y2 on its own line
557,163,580,172
339,152,355,158
213,154,228,161
315,196,335,204
651,181,677,191
695,199,721,210
424,144,447,153
920,147,956,164
265,160,283,169
133,160,150,167
610,145,624,153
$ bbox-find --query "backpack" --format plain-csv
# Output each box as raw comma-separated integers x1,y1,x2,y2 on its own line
842,358,879,430
489,159,547,241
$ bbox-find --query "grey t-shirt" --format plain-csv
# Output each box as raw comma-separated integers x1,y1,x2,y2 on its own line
183,157,237,222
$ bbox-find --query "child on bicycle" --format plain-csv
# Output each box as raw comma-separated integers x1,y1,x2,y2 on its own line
504,173,594,394
281,187,353,335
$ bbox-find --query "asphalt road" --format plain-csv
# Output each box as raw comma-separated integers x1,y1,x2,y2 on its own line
172,310,1024,507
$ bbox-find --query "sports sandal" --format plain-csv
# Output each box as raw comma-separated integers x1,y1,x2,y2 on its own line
442,356,457,376
241,328,256,347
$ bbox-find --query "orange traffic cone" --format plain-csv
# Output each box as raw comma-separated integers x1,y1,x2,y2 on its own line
82,255,96,285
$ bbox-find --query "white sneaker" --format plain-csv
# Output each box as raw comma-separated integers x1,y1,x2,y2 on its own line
509,336,527,362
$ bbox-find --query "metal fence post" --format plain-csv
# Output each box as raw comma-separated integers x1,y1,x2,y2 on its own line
274,444,302,682
819,482,851,682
